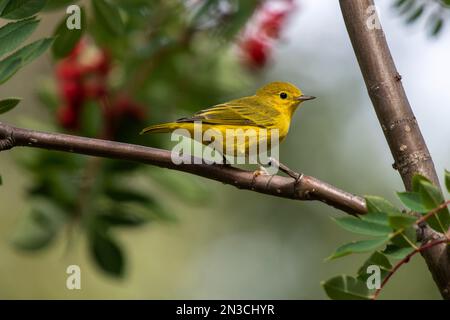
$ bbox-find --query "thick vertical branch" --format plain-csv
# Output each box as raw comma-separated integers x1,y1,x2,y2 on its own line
339,0,450,299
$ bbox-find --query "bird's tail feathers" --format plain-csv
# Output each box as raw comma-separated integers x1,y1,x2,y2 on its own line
140,122,179,134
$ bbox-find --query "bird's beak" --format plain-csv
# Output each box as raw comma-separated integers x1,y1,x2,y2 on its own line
296,95,316,101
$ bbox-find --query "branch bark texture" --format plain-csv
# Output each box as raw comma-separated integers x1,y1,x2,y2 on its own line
340,0,450,299
0,121,366,216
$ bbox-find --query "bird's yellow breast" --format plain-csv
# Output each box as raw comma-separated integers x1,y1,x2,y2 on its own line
175,114,291,157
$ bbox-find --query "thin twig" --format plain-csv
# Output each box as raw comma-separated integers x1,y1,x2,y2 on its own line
416,200,450,226
372,238,450,300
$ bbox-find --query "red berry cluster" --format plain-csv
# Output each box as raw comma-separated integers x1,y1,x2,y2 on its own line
55,40,146,135
238,0,296,69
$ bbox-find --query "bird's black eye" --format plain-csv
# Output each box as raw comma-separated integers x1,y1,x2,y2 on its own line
280,92,288,99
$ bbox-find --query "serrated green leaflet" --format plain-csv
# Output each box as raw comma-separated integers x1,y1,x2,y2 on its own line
327,237,389,260
0,58,22,84
322,275,372,300
0,17,39,58
0,38,52,84
360,211,390,226
397,191,428,213
365,196,401,215
333,216,392,237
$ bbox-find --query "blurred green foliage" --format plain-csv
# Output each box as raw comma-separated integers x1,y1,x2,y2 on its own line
4,0,260,277
393,0,450,36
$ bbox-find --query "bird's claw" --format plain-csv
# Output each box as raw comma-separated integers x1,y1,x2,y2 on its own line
253,166,270,177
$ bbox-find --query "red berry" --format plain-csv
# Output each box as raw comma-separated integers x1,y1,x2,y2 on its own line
237,0,296,69
95,50,111,76
240,37,269,68
56,63,82,81
61,81,84,104
57,106,78,129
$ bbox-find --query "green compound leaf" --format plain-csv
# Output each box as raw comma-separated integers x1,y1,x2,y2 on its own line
322,275,372,300
327,237,389,260
333,216,392,237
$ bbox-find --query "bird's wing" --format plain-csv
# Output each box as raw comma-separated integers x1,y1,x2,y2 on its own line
176,97,280,128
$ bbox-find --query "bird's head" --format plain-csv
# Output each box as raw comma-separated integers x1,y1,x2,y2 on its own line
256,81,315,111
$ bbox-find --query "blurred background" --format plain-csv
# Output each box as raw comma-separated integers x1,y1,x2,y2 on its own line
0,0,449,299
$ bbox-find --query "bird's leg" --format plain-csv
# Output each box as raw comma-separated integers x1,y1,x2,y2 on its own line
268,157,302,180
221,154,231,167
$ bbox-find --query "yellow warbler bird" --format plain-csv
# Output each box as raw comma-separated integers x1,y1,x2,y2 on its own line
141,81,315,159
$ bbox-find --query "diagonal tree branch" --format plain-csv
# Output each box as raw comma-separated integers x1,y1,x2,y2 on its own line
0,121,367,216
339,0,450,299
